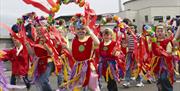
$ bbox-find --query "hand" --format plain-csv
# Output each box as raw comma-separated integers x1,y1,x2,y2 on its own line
172,38,179,47
114,51,120,56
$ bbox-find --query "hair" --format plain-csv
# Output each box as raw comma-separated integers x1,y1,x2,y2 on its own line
155,23,165,32
102,28,116,41
129,23,137,33
103,28,113,35
11,24,19,33
123,18,132,25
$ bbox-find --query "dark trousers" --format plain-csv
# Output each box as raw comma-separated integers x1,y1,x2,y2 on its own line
10,74,31,89
157,71,173,91
106,77,118,91
37,62,54,91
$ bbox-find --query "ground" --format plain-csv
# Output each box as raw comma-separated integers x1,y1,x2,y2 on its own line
4,71,180,91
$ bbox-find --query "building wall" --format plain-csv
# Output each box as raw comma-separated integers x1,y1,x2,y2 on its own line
136,8,152,31
118,10,137,23
0,39,13,50
150,6,180,18
121,0,180,31
124,0,180,10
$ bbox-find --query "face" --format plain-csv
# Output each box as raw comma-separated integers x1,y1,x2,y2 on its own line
130,26,136,33
167,29,172,35
12,37,21,47
121,39,127,47
156,27,165,39
102,30,112,42
75,27,86,39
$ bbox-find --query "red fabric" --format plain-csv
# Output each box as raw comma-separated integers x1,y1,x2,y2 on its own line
56,44,62,55
99,41,116,77
82,61,91,86
152,38,174,84
84,2,99,36
62,49,74,69
23,0,51,14
40,27,62,72
121,47,127,55
99,41,116,59
72,37,93,61
33,45,49,75
4,48,29,76
47,0,56,7
158,38,172,50
142,36,152,71
94,49,100,66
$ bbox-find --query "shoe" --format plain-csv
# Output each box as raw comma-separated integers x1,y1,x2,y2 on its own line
136,82,144,87
22,77,31,90
131,77,136,80
147,80,152,84
123,82,130,88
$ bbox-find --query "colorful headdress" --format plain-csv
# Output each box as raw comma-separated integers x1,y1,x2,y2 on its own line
70,13,86,29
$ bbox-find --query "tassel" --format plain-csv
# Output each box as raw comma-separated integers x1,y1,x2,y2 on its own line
106,66,110,82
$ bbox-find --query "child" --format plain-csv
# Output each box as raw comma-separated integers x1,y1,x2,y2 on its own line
2,36,31,90
123,24,144,87
98,28,121,91
61,14,100,91
151,24,174,91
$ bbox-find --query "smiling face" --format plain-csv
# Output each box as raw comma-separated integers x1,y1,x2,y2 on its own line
75,26,87,39
102,29,113,42
156,26,165,39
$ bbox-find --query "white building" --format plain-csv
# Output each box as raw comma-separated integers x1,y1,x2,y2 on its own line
117,0,180,31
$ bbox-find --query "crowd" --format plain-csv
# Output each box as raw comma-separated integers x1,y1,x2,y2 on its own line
0,9,180,91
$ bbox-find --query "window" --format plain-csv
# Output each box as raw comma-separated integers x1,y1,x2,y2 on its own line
145,15,148,22
154,16,163,21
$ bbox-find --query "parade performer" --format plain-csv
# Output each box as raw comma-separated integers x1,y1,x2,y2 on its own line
141,25,154,84
123,24,136,87
150,24,174,91
60,14,100,91
0,22,33,90
123,24,144,87
28,23,55,91
98,28,122,91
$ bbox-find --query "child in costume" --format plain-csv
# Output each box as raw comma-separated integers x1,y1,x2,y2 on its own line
151,24,174,91
61,14,100,91
1,34,31,90
28,24,55,91
141,25,154,84
123,24,144,87
98,28,122,91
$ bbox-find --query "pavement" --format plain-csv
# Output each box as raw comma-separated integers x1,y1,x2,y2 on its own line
3,71,180,91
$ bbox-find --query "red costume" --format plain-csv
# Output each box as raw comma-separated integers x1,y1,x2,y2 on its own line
151,36,174,85
72,37,93,61
33,44,50,76
3,47,29,76
99,41,116,60
67,37,95,87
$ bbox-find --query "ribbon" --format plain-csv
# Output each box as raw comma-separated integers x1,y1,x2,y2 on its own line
23,0,52,14
84,2,99,35
39,27,62,73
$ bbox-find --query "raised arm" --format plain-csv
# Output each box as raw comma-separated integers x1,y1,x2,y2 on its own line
85,26,100,45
